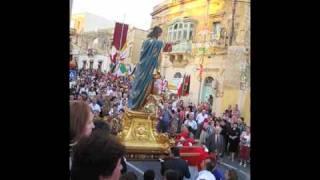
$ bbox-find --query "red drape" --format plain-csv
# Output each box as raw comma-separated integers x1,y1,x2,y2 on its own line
112,22,129,50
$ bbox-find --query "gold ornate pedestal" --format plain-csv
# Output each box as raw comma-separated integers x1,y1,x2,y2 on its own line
118,109,174,160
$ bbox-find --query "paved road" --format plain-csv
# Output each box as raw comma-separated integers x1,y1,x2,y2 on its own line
126,156,250,180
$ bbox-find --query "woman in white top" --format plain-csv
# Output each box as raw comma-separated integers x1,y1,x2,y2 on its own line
79,86,88,94
239,126,250,167
184,113,197,135
88,87,96,97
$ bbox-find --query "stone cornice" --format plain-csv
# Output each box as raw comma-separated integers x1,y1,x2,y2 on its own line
151,0,195,16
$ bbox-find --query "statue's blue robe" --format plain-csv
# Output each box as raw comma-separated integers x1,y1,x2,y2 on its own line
128,38,163,109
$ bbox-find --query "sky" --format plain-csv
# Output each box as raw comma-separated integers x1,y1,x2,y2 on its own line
72,0,165,30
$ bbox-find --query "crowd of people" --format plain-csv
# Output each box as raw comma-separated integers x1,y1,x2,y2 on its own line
70,69,130,135
69,68,249,180
157,98,251,168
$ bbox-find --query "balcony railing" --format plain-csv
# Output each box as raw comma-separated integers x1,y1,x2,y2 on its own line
171,41,192,53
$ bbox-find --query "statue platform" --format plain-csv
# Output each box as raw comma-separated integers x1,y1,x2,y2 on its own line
118,108,175,160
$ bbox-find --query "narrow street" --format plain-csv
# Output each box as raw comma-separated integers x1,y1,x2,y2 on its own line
127,156,250,180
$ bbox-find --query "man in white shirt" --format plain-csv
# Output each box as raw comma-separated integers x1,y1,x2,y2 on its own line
109,104,118,117
89,98,101,114
172,97,179,112
79,86,88,94
69,81,76,88
196,158,216,180
106,87,113,96
196,109,208,125
111,90,117,97
122,93,128,103
88,89,96,98
117,99,127,112
184,113,197,132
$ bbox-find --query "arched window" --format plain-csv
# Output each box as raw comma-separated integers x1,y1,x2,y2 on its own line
174,72,182,78
204,77,214,86
201,76,215,102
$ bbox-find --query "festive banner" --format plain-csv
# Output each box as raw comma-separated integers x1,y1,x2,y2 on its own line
177,75,185,97
112,22,129,51
182,75,190,96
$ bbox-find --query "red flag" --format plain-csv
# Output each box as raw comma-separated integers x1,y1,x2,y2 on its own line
183,75,190,96
182,75,187,96
112,22,129,50
109,46,118,63
177,75,185,97
163,43,172,52
187,75,191,95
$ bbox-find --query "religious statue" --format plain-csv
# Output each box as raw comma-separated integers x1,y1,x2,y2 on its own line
120,26,174,160
128,26,164,110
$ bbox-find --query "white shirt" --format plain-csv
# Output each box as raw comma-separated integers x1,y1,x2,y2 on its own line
69,81,76,88
118,104,124,111
196,170,216,180
79,87,88,94
196,113,208,124
106,89,113,96
98,82,104,87
184,119,198,130
172,100,178,111
109,108,117,116
90,103,101,113
88,91,96,97
241,132,251,147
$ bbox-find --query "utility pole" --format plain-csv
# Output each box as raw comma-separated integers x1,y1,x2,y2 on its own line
119,14,126,52
198,0,210,104
229,0,237,45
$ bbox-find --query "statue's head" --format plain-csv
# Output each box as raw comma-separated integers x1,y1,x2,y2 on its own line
147,26,162,39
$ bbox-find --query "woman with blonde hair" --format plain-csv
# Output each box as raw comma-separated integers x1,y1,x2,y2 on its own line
70,101,95,143
70,101,95,169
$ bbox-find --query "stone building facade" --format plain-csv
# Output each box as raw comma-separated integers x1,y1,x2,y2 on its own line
70,28,114,72
151,0,250,123
125,27,149,66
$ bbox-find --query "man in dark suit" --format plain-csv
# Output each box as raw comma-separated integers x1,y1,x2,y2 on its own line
219,119,229,157
160,147,190,180
206,126,225,157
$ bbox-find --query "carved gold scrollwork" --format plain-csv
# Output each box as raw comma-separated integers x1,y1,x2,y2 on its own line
118,108,173,159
